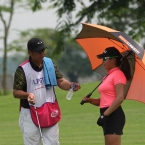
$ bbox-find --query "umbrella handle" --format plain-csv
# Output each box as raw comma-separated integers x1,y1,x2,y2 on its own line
80,93,92,105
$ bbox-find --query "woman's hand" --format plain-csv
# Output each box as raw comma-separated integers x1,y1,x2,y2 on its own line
82,96,90,103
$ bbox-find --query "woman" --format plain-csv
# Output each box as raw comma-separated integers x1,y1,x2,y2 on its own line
82,47,132,145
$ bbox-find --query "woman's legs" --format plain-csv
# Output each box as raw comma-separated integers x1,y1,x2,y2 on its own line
105,134,121,145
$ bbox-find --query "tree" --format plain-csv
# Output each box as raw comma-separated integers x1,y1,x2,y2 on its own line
57,38,94,82
0,0,14,95
33,0,145,47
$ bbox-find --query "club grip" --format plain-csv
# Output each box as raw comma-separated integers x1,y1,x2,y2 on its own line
80,100,86,105
80,93,92,105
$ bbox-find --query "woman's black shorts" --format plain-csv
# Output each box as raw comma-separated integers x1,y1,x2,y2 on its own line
100,106,125,136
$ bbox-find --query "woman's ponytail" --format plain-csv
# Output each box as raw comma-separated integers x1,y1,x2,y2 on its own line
120,57,132,81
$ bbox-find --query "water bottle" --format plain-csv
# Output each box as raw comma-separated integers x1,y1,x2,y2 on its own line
66,87,74,100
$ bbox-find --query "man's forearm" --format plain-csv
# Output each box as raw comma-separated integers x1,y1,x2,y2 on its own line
13,89,29,99
57,78,71,91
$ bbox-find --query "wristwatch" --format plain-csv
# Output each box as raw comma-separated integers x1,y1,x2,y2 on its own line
101,114,107,119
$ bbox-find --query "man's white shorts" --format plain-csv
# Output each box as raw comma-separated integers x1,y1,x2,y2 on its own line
19,107,60,145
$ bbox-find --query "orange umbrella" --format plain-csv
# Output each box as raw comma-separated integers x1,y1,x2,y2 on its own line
76,23,145,104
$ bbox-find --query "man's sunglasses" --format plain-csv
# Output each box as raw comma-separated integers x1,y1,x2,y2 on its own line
33,49,45,54
102,56,118,61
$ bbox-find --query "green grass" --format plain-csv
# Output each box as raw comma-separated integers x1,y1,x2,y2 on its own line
0,82,145,145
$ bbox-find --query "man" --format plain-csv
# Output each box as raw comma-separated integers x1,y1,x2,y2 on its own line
13,37,80,145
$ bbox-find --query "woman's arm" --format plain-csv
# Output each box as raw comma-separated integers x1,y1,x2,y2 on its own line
82,97,100,106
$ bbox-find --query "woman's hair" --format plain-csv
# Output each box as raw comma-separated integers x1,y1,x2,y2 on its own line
116,57,132,81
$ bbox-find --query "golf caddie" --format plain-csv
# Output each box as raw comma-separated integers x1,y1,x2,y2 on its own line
13,38,80,145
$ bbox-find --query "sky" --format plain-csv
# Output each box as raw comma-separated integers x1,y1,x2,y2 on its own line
0,4,58,43
12,8,57,31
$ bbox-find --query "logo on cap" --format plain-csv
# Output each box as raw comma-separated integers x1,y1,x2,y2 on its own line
104,50,107,53
37,41,42,44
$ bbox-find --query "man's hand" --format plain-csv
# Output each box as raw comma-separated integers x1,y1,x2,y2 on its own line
71,82,81,91
27,93,35,105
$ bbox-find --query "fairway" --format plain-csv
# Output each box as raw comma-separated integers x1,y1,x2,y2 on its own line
0,82,145,145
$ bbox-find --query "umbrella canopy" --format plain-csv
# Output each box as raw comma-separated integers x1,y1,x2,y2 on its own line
76,23,145,104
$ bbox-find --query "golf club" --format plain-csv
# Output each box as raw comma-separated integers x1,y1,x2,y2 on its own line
34,105,45,145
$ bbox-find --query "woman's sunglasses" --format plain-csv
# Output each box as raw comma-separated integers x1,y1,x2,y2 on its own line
102,56,118,61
